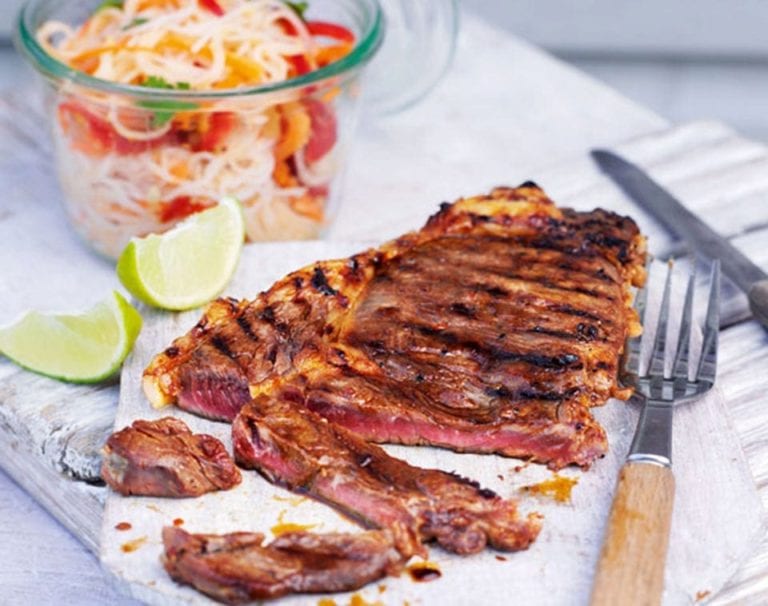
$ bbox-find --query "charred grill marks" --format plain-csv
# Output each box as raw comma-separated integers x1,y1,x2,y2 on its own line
311,266,338,296
547,303,606,323
401,325,583,371
144,185,645,473
139,185,647,604
211,335,234,358
529,325,600,343
484,385,582,402
472,266,610,300
236,315,258,342
449,302,476,318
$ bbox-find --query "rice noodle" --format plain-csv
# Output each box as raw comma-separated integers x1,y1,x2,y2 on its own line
39,1,314,92
37,0,352,257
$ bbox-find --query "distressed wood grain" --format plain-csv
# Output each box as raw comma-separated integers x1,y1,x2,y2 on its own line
100,257,764,606
3,118,768,605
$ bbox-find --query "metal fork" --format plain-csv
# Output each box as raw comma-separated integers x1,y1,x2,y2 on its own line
590,260,721,606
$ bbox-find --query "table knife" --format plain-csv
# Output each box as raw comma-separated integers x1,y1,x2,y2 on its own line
591,149,768,329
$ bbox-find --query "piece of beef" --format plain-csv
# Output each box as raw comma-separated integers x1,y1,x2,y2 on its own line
162,527,404,604
102,417,241,497
232,390,542,558
144,184,645,469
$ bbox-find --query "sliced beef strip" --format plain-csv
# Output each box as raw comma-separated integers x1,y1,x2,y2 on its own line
232,389,542,559
102,417,241,497
162,527,404,604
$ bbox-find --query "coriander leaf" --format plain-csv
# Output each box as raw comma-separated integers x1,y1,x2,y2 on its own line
137,100,199,128
285,1,309,20
138,79,197,127
141,75,174,90
96,0,123,11
123,17,149,30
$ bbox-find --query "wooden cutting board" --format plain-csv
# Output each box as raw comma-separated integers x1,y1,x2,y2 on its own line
99,247,765,606
3,117,768,602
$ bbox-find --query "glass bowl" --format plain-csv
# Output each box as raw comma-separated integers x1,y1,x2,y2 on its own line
16,0,383,259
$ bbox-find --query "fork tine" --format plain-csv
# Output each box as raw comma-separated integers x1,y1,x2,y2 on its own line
634,259,651,324
646,262,673,379
623,260,651,376
696,260,721,385
672,270,695,383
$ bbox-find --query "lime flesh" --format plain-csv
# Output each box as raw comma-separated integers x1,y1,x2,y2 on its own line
117,197,245,311
0,291,142,383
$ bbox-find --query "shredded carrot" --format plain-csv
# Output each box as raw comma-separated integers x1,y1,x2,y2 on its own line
70,45,119,64
169,161,190,180
274,103,311,160
137,0,182,10
212,72,241,89
71,45,160,73
172,112,196,131
261,108,282,140
290,194,324,222
155,32,196,53
273,159,298,188
226,53,264,84
320,86,343,104
314,44,353,67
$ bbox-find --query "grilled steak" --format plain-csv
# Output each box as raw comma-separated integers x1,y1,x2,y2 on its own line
233,389,542,558
144,184,646,468
162,527,404,604
102,417,241,497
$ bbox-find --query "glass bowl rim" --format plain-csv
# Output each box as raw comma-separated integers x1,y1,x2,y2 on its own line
15,0,384,100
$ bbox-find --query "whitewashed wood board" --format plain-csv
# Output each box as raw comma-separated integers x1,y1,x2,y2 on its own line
100,248,765,606
4,113,768,602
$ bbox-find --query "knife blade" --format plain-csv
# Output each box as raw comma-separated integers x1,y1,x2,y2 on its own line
591,149,768,329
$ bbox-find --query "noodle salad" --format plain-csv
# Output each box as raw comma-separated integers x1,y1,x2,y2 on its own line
37,0,357,258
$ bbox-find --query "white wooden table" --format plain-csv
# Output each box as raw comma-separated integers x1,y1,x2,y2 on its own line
2,9,768,605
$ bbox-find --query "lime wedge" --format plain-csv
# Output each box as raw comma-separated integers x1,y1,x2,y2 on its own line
0,291,142,383
117,197,245,311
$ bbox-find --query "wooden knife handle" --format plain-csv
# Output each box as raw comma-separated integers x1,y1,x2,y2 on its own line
590,462,675,606
748,279,768,330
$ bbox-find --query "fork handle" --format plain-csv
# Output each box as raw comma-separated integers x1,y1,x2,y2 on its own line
590,461,675,606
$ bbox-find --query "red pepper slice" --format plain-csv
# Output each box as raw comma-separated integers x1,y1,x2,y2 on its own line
199,0,225,16
278,17,299,36
158,196,212,223
192,112,236,153
288,54,312,77
306,21,355,44
58,101,171,156
303,98,337,164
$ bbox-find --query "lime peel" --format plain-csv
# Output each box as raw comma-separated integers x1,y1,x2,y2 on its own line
117,196,245,311
0,291,142,384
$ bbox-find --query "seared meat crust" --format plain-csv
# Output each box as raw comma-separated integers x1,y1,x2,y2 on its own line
101,417,241,497
232,389,542,559
144,184,646,469
163,527,403,604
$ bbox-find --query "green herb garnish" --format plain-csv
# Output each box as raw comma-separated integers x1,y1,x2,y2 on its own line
285,1,309,20
96,0,123,11
138,100,199,128
123,17,149,30
142,75,176,90
138,77,198,128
